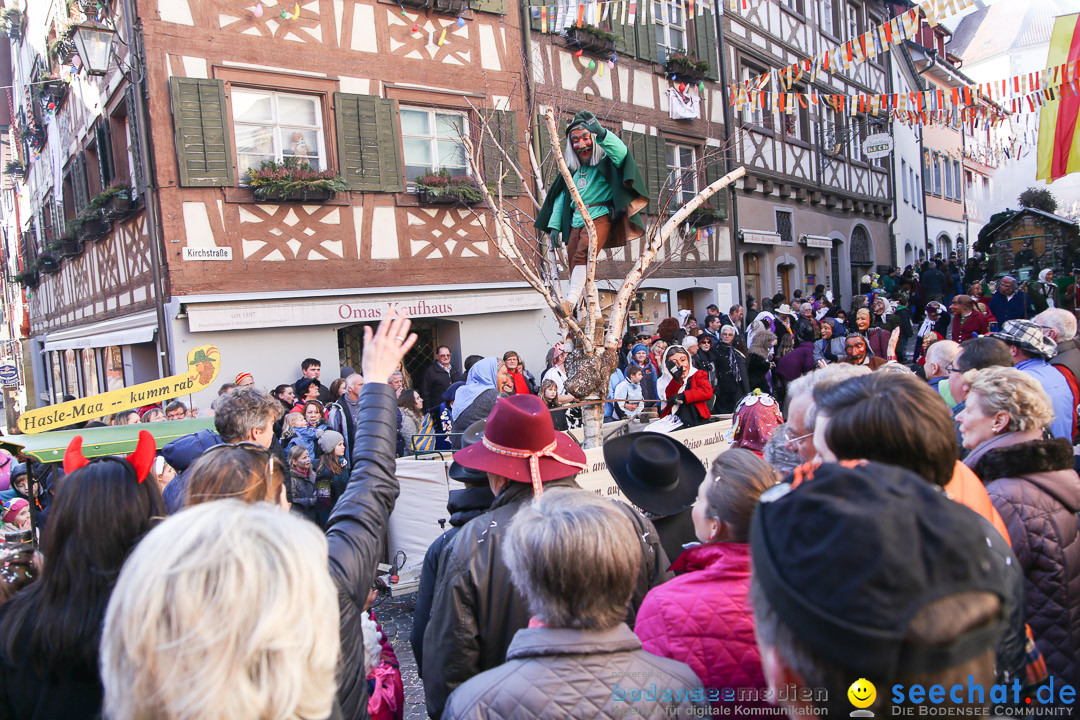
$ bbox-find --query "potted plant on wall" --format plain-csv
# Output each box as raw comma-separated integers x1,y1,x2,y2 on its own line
243,158,348,202
39,73,69,108
47,29,77,67
665,52,709,81
4,161,25,178
69,208,110,242
414,170,485,206
13,266,38,288
564,24,617,57
36,254,59,275
54,235,82,258
684,203,726,229
90,184,134,221
2,8,23,41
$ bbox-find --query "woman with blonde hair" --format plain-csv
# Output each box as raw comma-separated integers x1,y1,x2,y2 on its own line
162,311,416,719
959,366,1080,688
100,501,339,720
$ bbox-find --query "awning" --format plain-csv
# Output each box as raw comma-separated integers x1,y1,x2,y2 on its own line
42,311,158,353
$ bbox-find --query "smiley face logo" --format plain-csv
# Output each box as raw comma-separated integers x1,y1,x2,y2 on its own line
847,678,876,709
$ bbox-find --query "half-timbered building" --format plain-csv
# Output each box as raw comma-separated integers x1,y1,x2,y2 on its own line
724,0,893,304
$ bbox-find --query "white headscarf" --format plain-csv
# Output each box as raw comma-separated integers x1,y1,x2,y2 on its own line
657,346,698,414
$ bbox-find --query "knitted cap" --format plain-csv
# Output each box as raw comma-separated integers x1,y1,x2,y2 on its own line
319,430,345,454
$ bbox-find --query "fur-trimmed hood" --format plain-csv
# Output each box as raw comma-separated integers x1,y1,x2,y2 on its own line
973,438,1080,512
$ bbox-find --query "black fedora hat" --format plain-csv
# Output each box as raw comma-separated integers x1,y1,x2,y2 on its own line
449,419,488,483
603,433,705,517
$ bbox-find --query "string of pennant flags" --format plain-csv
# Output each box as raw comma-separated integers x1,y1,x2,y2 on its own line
732,0,977,97
735,58,1080,128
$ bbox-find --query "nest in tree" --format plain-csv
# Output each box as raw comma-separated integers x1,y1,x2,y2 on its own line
564,348,617,399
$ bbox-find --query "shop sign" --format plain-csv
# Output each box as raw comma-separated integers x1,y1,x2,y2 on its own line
186,290,548,332
18,344,221,434
742,230,782,245
0,364,18,387
863,133,894,159
802,235,834,249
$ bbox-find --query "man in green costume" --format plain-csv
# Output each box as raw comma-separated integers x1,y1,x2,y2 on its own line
535,111,649,318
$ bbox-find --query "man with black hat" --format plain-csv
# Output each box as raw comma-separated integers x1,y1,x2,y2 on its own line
750,462,1013,717
603,432,705,563
423,395,668,718
410,420,494,679
535,110,649,319
990,319,1072,440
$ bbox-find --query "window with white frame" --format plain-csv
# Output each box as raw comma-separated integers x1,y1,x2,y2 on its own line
953,160,962,202
665,143,698,206
399,107,469,184
232,89,327,177
654,0,686,63
782,87,808,142
901,159,908,203
740,64,767,127
944,156,954,199
932,153,942,196
845,3,860,40
820,0,835,36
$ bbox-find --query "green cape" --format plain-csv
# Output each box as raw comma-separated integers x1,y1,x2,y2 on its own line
534,151,649,250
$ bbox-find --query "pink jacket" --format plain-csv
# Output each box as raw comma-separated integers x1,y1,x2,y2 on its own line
634,542,765,702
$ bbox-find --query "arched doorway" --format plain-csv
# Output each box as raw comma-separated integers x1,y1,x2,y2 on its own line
743,253,763,305
850,226,873,293
937,233,952,258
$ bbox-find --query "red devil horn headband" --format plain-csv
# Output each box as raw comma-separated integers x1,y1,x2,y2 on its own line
63,429,157,483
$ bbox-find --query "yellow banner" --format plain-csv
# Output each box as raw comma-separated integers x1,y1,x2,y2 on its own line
18,345,221,434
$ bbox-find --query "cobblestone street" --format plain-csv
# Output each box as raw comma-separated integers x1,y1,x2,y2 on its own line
372,592,427,720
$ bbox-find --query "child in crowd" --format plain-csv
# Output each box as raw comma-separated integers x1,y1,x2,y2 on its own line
315,430,348,528
613,365,644,421
540,380,568,431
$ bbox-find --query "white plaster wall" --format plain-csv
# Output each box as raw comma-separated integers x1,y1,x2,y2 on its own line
453,309,560,374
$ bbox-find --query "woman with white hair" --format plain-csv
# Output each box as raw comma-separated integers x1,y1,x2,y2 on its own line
959,366,1080,688
442,488,703,719
100,501,339,720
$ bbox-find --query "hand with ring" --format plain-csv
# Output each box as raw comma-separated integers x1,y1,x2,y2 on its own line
362,307,417,384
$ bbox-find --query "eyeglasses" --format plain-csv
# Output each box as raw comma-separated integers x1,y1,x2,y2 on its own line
946,364,961,374
784,427,813,444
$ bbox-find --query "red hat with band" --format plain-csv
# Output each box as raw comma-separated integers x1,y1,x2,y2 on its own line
452,395,586,496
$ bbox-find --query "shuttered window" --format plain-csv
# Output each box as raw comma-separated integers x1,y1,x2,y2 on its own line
479,109,522,196
333,92,405,193
169,77,235,187
232,89,327,177
622,131,665,214
470,0,507,13
704,156,728,219
400,107,469,184
692,10,719,80
125,85,145,199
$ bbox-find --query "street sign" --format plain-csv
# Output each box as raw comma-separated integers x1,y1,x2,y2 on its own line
863,133,894,159
0,364,18,387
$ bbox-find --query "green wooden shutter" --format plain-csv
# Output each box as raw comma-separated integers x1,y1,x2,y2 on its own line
480,109,522,196
72,152,90,214
634,9,659,63
334,93,405,193
693,9,719,81
471,0,506,14
622,130,656,213
169,77,234,187
125,85,145,200
96,121,114,189
610,3,638,55
704,153,728,220
537,114,570,187
646,135,667,214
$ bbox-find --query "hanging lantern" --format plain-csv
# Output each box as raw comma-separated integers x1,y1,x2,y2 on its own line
70,19,115,75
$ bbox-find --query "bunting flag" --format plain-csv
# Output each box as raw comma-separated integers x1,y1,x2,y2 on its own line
1037,13,1080,182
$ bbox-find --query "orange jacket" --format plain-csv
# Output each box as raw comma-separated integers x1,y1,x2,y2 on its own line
944,461,1010,546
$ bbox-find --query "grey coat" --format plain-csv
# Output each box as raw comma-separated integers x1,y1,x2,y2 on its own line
442,625,705,719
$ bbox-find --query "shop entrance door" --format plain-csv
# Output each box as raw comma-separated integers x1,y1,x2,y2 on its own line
338,320,442,388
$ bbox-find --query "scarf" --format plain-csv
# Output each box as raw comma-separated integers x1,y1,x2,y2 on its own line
716,342,745,385
452,357,499,421
657,347,698,414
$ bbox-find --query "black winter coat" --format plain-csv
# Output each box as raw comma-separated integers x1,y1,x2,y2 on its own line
328,384,402,719
418,363,463,417
422,479,671,718
410,485,495,678
975,438,1080,690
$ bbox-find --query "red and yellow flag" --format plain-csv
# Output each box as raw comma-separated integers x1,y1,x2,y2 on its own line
1037,13,1080,182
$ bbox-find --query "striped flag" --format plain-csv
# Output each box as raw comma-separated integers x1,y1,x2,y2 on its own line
1038,13,1080,181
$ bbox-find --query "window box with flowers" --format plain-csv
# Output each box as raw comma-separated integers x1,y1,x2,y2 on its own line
432,0,468,14
53,237,83,258
37,254,60,276
243,159,347,202
564,25,617,57
39,77,69,109
665,52,709,81
5,161,24,178
90,185,136,221
69,210,110,243
17,125,45,152
414,171,485,206
47,24,76,67
13,268,38,288
684,203,726,229
2,9,22,41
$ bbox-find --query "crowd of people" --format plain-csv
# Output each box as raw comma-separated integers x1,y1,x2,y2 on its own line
0,255,1073,720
